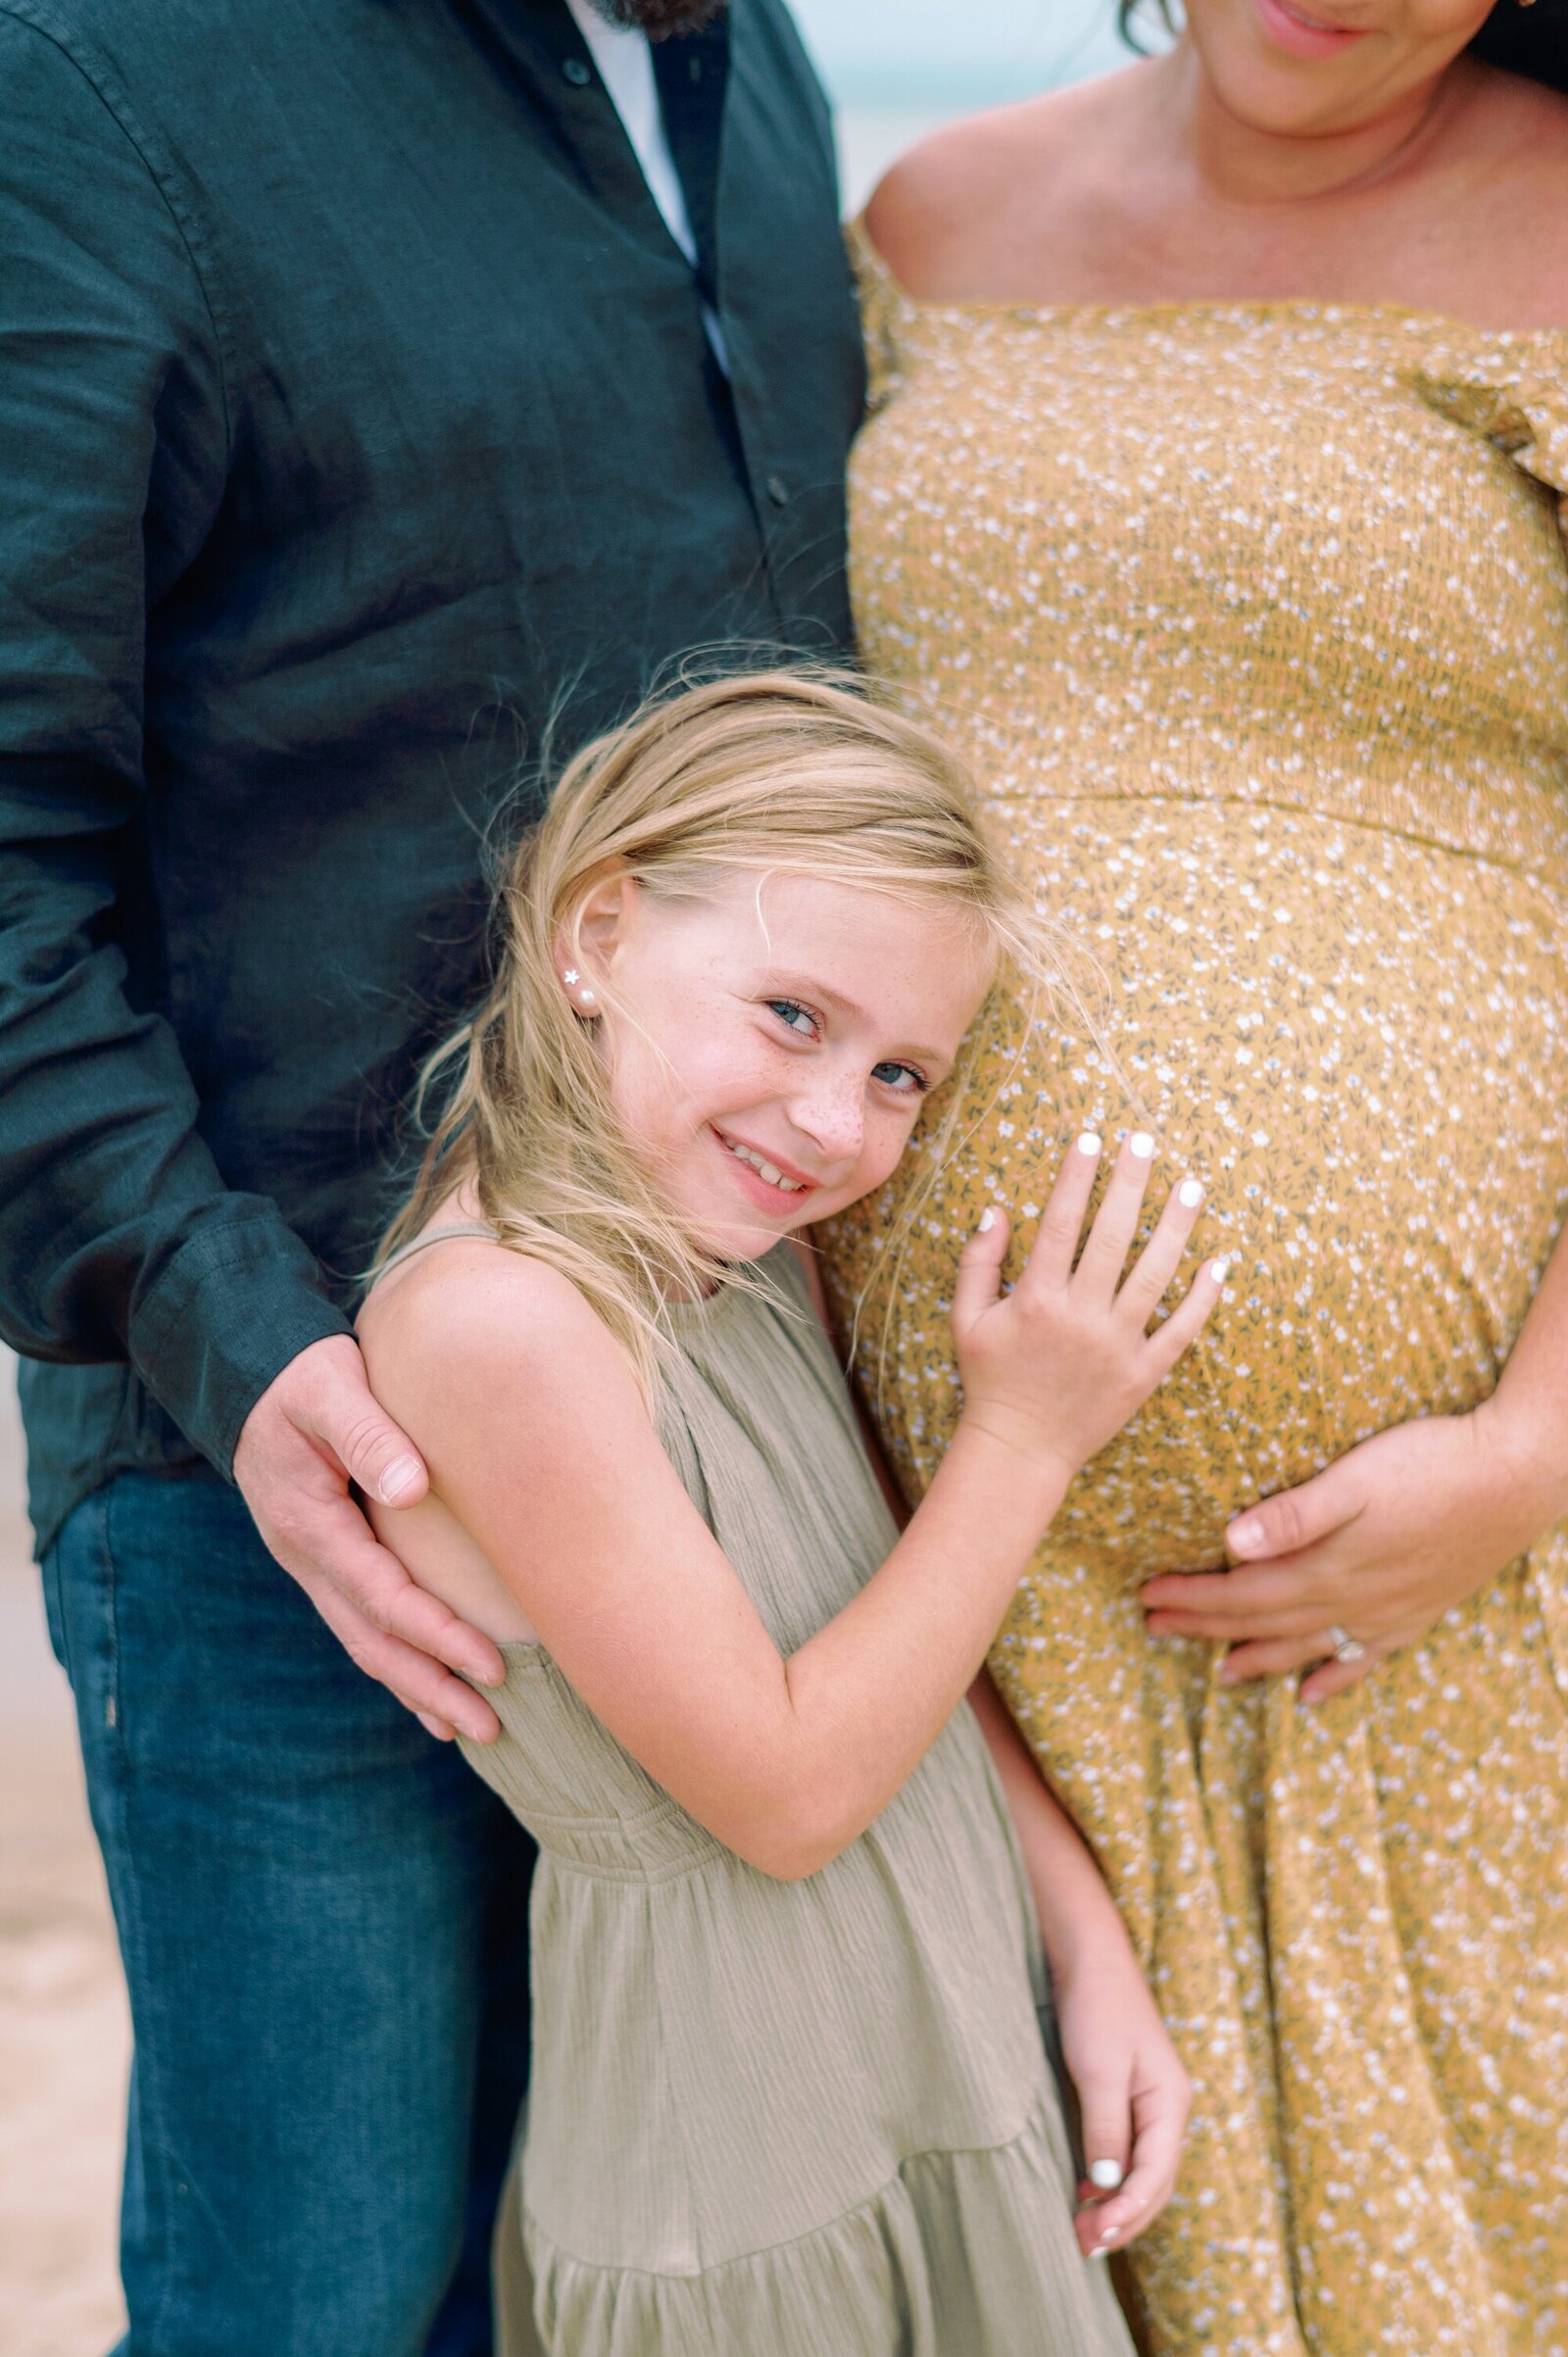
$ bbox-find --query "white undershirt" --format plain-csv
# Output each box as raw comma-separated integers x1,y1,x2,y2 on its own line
563,0,726,366
564,0,698,264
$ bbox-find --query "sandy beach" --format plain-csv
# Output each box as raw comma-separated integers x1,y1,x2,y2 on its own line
0,1355,128,2357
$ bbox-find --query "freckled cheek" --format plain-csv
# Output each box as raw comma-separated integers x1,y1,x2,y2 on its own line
848,1111,923,1202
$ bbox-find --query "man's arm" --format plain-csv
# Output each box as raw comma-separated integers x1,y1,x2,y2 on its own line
0,18,500,1736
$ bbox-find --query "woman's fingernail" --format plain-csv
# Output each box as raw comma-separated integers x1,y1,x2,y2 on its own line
378,1454,423,1505
1091,2240,1113,2259
1077,1131,1102,1156
1229,1517,1263,1554
1178,1177,1203,1208
1129,1131,1154,1159
978,1207,996,1232
1089,2159,1124,2190
1209,1257,1230,1285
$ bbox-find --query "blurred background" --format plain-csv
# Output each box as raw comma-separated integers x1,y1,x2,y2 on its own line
797,0,1126,205
0,4,1129,2351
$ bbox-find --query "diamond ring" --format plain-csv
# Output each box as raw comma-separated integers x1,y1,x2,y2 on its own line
1325,1624,1365,1664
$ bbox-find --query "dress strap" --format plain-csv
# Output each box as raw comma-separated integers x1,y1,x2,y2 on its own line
376,1220,499,1278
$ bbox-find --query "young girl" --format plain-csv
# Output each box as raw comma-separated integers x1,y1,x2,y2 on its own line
358,672,1223,2357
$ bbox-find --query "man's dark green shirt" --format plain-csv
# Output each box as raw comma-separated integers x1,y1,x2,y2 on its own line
0,0,865,1553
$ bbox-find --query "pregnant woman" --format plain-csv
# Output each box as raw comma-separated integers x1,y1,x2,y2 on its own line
822,4,1568,2350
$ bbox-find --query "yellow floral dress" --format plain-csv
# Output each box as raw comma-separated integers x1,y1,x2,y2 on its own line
822,226,1568,2357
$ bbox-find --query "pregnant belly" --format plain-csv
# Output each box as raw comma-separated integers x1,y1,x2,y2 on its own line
821,796,1568,1579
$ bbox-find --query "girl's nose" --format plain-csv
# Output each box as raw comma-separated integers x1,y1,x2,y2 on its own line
791,1080,863,1167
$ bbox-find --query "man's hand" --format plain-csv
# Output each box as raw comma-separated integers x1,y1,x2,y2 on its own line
233,1335,504,1742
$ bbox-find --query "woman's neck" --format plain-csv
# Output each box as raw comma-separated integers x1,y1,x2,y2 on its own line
1152,38,1472,209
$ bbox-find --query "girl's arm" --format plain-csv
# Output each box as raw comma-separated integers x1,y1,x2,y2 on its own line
967,1671,1191,2258
362,1137,1218,1881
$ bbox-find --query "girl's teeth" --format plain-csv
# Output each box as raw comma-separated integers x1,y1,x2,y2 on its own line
722,1135,805,1192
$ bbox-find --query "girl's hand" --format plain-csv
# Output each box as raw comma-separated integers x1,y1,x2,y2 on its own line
952,1131,1224,1485
1054,1937,1193,2259
1141,1400,1564,1703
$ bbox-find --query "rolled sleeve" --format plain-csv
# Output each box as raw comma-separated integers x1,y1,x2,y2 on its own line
0,12,348,1474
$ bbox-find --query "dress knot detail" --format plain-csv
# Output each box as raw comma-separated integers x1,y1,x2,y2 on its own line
1409,343,1568,503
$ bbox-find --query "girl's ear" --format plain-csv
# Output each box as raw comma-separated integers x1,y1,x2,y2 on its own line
556,862,637,994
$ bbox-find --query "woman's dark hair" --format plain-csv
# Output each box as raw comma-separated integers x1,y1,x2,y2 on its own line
1117,0,1568,92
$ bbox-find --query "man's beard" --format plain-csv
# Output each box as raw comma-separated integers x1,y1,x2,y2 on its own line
586,0,727,36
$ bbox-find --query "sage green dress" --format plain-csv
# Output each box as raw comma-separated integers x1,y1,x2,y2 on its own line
392,1228,1134,2357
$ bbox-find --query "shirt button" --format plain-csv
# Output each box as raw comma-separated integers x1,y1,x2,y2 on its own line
562,55,592,85
765,474,789,508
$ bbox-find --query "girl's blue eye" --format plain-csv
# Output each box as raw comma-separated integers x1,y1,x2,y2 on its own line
767,999,818,1039
872,1060,928,1096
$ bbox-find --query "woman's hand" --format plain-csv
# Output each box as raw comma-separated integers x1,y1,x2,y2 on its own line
953,1130,1224,1487
1054,1938,1192,2260
1141,1399,1566,1703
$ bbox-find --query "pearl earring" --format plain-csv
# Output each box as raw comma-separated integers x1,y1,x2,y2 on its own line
578,988,596,1006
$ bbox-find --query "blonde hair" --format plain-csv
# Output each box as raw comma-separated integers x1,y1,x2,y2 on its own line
381,669,1083,1389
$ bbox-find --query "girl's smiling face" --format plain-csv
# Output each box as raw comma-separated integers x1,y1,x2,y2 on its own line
568,867,995,1261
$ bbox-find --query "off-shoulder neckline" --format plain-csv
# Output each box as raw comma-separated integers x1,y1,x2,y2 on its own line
849,216,1568,345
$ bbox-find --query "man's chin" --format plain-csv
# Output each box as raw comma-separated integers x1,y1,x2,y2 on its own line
584,0,727,37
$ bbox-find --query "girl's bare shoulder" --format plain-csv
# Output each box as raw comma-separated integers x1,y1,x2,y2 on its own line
359,1237,634,1437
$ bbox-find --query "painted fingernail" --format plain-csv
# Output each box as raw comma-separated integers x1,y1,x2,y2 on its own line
1091,2240,1113,2259
1178,1178,1203,1208
1076,1131,1102,1156
1089,2159,1125,2190
1209,1257,1230,1284
378,1454,423,1504
1129,1131,1154,1159
978,1207,996,1233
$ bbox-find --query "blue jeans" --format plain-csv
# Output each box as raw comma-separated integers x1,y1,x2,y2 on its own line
41,1468,535,2357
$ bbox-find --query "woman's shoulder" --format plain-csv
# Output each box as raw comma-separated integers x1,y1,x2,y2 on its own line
1448,66,1568,328
863,67,1143,303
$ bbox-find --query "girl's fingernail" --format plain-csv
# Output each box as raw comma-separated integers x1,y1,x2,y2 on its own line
1091,2240,1113,2259
1178,1177,1203,1208
1209,1257,1230,1284
1129,1131,1154,1159
1088,2159,1124,2190
1077,1131,1102,1156
1229,1517,1263,1553
978,1207,996,1233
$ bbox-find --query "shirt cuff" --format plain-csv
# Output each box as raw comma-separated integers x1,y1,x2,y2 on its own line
128,1209,355,1478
